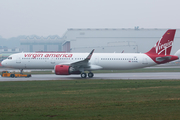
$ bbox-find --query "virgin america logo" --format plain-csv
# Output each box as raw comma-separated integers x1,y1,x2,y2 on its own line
154,37,173,55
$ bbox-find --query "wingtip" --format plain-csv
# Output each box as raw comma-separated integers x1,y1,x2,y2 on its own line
86,49,95,60
91,49,95,54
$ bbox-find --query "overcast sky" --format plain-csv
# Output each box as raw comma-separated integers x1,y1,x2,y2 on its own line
0,0,180,38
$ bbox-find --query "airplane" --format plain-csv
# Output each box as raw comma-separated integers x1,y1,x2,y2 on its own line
1,29,179,78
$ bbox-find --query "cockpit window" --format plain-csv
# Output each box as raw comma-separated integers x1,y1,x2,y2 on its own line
8,57,12,59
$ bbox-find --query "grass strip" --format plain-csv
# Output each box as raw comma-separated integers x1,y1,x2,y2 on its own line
0,80,180,120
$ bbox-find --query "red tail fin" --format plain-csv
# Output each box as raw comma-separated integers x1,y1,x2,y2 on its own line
146,29,176,55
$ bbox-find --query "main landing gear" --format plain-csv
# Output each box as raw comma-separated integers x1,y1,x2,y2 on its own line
81,72,94,78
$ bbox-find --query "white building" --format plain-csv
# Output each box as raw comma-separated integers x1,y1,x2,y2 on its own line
20,36,63,52
62,28,180,54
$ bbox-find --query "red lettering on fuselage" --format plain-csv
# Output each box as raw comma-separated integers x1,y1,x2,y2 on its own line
44,54,73,58
24,53,73,58
24,54,43,58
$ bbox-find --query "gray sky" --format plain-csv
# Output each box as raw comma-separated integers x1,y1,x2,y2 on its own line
0,0,180,38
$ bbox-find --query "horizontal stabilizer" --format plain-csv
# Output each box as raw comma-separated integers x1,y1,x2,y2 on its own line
156,56,171,62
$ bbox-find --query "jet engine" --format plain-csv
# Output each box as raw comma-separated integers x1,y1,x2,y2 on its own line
54,65,81,75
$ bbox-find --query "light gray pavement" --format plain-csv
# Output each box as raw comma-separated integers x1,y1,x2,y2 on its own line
1,72,180,81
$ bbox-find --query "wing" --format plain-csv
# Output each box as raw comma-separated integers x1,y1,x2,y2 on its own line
59,49,102,71
70,49,94,67
59,49,101,71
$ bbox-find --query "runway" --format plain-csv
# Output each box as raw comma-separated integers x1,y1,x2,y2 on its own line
1,72,180,81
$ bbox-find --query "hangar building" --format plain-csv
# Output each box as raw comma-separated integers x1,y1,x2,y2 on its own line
62,28,180,54
20,36,63,52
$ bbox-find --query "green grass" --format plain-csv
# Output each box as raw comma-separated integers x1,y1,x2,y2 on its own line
0,80,180,120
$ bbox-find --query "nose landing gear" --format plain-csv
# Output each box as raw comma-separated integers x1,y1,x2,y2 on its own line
20,69,23,74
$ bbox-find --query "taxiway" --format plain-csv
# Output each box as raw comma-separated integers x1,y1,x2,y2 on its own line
0,72,180,81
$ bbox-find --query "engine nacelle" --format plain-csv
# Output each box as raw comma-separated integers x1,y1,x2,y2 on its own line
54,65,81,75
55,65,70,75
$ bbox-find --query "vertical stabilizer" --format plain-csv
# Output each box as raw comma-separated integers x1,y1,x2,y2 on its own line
146,29,176,55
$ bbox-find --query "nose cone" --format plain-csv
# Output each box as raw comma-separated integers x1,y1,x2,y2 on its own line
1,60,6,67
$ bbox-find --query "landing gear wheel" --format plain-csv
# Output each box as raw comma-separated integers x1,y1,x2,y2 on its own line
10,74,15,78
81,73,87,78
88,72,94,78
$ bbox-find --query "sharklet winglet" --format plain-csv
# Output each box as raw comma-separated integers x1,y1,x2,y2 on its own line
86,49,95,60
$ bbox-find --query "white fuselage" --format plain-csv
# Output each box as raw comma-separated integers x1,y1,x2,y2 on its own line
2,52,156,70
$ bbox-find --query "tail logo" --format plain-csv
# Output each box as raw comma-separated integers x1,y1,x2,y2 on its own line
154,38,173,55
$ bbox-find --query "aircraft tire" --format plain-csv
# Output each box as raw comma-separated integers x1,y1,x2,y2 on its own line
10,74,15,78
88,72,94,78
81,73,87,78
27,74,31,77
